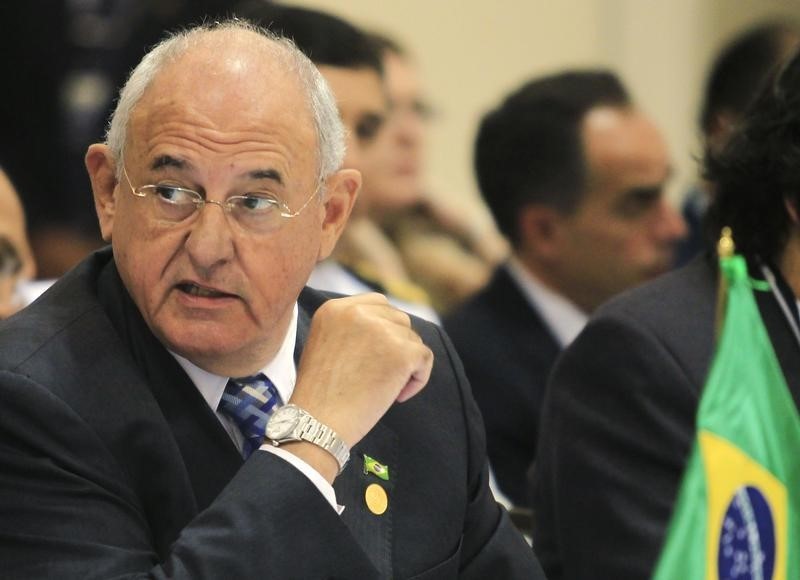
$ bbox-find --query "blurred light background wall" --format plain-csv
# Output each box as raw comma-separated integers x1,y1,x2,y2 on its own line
293,0,800,228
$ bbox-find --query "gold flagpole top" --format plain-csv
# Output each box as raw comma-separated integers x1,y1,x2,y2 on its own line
715,227,734,341
718,226,735,258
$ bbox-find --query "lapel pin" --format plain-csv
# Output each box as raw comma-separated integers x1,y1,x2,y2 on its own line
363,454,390,481
365,483,388,515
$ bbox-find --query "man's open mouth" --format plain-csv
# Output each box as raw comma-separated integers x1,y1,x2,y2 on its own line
177,282,235,299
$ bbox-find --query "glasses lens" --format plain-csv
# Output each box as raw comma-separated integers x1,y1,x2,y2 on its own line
230,196,282,232
143,185,199,222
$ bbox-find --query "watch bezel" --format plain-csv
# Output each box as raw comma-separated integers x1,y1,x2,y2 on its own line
265,404,350,474
265,404,302,441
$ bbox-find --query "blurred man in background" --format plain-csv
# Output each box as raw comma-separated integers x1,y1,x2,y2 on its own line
238,1,442,322
676,20,800,266
531,45,800,579
362,33,509,313
445,70,686,507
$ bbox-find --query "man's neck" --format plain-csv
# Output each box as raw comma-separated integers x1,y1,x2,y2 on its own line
506,255,588,348
176,305,297,379
513,250,595,313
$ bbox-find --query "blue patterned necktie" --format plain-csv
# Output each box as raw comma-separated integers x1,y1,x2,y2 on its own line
218,373,282,459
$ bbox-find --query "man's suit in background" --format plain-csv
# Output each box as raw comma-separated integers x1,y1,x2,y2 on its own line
531,255,800,579
0,248,542,579
444,265,562,507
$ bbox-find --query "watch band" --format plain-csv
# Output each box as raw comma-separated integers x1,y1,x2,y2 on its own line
267,405,351,474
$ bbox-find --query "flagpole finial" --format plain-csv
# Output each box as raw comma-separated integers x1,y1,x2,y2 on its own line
718,227,735,258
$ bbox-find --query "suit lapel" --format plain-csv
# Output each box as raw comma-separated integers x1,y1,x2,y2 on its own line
336,422,399,579
143,347,244,511
96,259,243,512
296,288,397,577
492,267,562,358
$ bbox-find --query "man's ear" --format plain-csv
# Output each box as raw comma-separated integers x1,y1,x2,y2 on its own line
85,144,119,242
317,168,361,261
517,204,566,261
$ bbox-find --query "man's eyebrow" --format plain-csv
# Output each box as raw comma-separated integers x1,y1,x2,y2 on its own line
624,185,662,199
248,168,284,185
147,157,284,185
150,155,188,171
364,112,386,128
621,167,673,198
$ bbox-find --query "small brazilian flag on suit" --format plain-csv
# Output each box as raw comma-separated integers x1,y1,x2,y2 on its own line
652,248,800,580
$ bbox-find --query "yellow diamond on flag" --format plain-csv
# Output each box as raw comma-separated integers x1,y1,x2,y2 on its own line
700,431,788,580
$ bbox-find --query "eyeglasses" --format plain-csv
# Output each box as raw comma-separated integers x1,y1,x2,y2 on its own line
121,164,320,234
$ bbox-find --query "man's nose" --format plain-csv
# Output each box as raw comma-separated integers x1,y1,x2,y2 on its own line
654,200,688,243
183,201,235,274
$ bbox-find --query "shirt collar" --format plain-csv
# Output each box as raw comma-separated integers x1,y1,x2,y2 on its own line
505,255,588,348
171,303,299,411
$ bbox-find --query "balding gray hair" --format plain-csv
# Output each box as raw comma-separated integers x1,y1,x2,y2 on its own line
106,19,345,182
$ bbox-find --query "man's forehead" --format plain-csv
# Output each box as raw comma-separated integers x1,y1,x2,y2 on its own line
155,32,301,98
583,108,667,169
318,66,387,111
129,33,317,158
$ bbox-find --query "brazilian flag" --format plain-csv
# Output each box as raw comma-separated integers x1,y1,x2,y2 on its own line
652,249,800,580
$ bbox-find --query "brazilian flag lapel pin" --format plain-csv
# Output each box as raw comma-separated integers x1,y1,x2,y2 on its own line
363,454,390,481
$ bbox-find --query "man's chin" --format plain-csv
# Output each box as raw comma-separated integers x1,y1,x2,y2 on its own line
158,324,244,367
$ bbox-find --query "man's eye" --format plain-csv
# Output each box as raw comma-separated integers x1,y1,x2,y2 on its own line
412,100,434,121
238,195,279,211
356,114,385,143
615,189,662,219
154,185,195,204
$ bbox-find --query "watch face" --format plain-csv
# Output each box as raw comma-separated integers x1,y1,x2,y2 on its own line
266,405,300,440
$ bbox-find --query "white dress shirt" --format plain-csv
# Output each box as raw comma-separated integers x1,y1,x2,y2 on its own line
171,303,340,512
505,256,588,348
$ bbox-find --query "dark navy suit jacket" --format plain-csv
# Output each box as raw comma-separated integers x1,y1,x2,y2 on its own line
445,265,561,507
0,248,543,579
532,255,800,579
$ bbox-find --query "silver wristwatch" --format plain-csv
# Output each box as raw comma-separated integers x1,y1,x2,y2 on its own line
265,404,350,474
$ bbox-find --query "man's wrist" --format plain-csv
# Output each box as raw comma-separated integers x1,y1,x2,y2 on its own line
275,440,340,484
265,403,351,474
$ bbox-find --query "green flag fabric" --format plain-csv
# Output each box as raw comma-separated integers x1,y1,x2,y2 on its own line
363,454,390,481
652,254,800,580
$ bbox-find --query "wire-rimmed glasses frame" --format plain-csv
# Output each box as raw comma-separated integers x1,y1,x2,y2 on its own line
121,163,322,234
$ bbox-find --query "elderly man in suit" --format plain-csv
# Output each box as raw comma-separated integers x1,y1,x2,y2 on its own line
444,71,686,507
0,20,542,578
532,47,800,579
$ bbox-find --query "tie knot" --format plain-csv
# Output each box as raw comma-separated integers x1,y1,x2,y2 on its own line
219,373,282,458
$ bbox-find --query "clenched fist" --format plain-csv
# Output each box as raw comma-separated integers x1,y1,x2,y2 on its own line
285,293,433,481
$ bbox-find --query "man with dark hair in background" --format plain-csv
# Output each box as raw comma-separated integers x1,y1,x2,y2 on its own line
444,71,686,508
676,21,800,266
532,45,800,579
238,1,441,323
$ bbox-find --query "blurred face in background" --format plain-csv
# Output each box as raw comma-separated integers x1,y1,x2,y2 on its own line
549,106,687,312
317,65,387,216
362,50,429,221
